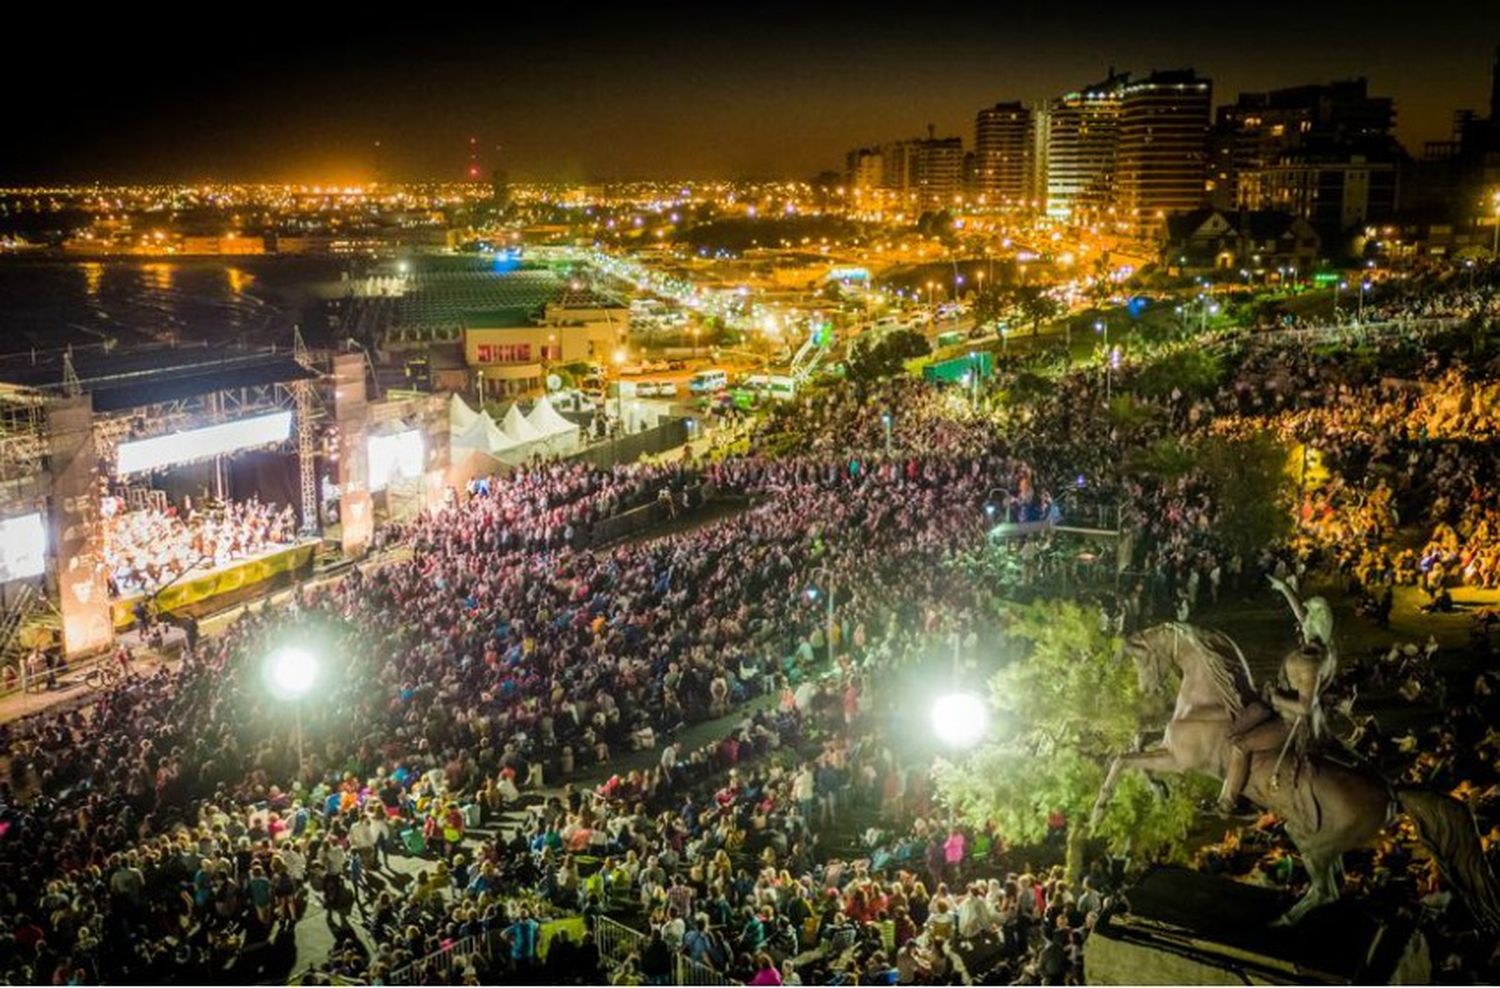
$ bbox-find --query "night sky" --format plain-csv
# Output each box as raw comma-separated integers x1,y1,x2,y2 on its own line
9,4,1500,185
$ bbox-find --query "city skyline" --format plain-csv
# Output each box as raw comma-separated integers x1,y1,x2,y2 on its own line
7,5,1500,184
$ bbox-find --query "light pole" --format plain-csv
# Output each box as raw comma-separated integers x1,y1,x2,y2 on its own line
1358,279,1371,324
881,411,892,454
266,647,319,771
1200,297,1220,334
1334,280,1347,324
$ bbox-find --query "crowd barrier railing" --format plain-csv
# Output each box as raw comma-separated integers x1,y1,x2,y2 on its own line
594,914,646,963
676,953,740,985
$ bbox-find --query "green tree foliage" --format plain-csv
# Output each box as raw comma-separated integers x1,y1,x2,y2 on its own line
934,600,1206,878
1130,347,1225,401
846,328,931,382
1124,437,1196,481
971,288,1006,328
1015,286,1062,335
1192,431,1294,559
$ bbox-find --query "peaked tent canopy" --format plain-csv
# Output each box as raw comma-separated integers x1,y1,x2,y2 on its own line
526,394,580,437
500,402,544,444
449,393,481,434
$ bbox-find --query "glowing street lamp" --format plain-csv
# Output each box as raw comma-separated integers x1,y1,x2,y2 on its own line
931,692,988,749
265,647,319,769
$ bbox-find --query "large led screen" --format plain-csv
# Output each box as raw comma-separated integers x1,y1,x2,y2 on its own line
0,512,47,581
116,411,293,476
367,429,425,492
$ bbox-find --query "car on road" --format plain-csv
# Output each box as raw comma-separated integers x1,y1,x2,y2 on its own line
654,381,679,398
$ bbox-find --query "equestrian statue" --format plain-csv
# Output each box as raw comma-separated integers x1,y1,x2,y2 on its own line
1089,579,1500,929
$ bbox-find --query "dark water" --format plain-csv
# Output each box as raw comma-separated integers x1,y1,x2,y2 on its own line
0,257,352,354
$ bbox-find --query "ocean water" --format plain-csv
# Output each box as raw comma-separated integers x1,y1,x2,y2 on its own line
0,257,351,354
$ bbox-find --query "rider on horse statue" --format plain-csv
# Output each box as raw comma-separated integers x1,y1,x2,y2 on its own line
1217,575,1337,815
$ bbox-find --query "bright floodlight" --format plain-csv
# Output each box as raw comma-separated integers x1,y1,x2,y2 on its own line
932,692,988,748
267,647,318,699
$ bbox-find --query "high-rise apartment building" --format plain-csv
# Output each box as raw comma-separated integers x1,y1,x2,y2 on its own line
1045,70,1129,220
1025,103,1050,210
1114,70,1213,235
974,102,1031,208
846,147,884,202
1214,78,1395,209
845,131,965,212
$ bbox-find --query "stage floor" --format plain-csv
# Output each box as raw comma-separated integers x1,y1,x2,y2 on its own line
111,540,319,628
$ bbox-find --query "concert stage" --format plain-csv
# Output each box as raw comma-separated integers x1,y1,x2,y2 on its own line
111,540,319,628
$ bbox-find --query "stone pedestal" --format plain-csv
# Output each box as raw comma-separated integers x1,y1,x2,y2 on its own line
1086,867,1429,985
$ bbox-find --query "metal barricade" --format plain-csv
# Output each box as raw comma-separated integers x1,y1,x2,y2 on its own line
594,915,646,963
675,954,740,986
386,933,482,985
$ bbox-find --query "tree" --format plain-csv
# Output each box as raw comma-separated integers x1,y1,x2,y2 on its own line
971,288,1006,328
934,600,1210,881
846,328,931,382
1129,347,1224,401
1014,286,1061,335
1192,431,1294,560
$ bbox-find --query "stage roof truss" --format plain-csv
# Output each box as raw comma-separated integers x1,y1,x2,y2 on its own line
94,381,301,452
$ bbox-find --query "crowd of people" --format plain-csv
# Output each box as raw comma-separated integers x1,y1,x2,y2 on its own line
2,257,1498,985
102,496,300,598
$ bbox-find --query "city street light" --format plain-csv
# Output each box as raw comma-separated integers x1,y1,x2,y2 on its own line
1334,280,1348,323
1358,279,1371,324
881,411,893,454
265,647,319,769
931,691,988,749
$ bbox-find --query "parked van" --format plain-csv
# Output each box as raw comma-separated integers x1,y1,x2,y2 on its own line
689,368,729,394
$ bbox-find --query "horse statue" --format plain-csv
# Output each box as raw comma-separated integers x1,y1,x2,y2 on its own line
1090,621,1500,929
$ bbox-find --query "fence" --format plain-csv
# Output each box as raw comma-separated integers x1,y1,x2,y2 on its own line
385,932,485,985
568,416,692,469
591,916,742,986
676,954,740,985
594,915,645,964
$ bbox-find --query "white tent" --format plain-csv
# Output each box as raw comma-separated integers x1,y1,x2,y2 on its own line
499,403,544,445
526,395,581,454
527,394,580,438
481,414,519,455
449,393,481,434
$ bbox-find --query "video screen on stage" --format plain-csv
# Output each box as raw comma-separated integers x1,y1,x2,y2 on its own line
116,411,293,476
0,512,47,582
367,429,424,491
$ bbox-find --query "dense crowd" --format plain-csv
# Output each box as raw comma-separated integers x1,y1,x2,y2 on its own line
102,497,300,598
2,258,1499,985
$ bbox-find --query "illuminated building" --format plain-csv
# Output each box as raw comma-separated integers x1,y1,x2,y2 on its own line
1045,70,1129,221
1212,78,1396,209
1114,70,1213,237
974,102,1031,208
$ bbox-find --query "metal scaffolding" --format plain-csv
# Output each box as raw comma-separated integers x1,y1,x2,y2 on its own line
293,327,321,535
